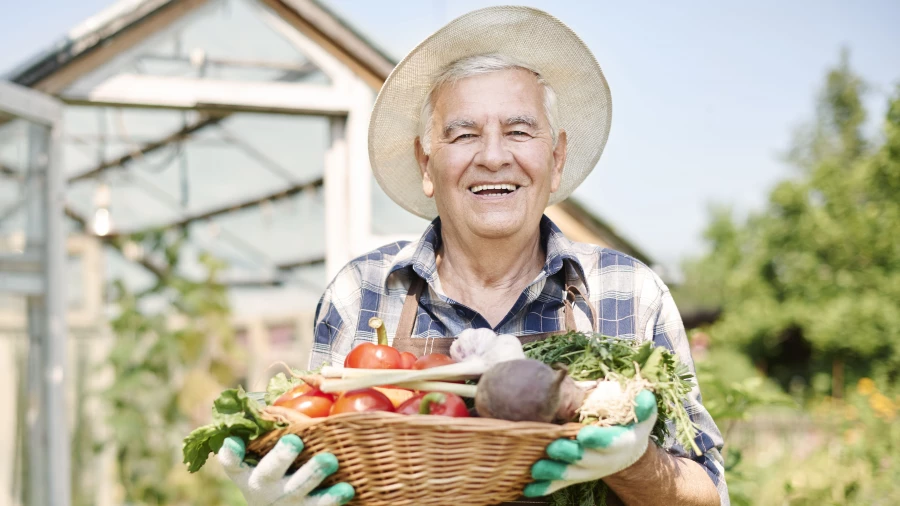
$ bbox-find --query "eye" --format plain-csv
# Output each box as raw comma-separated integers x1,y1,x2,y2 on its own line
508,131,531,137
453,133,477,142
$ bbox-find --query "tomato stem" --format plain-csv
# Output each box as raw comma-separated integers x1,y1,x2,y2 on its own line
419,392,446,414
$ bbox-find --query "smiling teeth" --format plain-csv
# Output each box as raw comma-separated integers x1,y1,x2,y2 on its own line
470,184,518,193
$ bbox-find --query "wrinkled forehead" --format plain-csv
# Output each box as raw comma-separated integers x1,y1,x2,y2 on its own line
430,68,546,119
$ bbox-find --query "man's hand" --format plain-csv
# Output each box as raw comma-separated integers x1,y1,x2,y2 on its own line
219,435,355,506
524,390,657,498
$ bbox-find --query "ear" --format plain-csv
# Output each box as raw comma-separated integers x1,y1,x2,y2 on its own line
415,137,435,198
550,130,567,193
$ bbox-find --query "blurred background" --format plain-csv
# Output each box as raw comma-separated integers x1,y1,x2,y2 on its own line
0,0,897,505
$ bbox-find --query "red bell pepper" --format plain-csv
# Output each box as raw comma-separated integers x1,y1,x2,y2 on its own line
397,392,470,417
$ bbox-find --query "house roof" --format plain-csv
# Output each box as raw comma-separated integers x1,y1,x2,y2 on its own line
553,198,653,265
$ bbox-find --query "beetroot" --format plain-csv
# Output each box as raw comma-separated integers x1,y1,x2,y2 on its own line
475,359,585,423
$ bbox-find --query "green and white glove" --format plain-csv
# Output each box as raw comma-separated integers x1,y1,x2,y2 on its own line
219,434,355,506
524,390,658,498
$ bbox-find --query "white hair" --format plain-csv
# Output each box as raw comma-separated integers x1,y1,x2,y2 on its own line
418,53,560,155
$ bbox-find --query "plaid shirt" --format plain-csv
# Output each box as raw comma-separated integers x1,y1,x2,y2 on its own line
312,216,729,505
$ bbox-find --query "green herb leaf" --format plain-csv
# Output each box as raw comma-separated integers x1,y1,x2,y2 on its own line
182,386,275,473
263,372,301,405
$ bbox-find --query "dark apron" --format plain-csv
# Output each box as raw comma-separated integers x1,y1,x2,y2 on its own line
389,276,617,506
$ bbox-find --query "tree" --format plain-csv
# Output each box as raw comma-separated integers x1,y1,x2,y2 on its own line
682,53,900,393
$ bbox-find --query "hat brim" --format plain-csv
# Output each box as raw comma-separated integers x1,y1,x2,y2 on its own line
368,6,612,219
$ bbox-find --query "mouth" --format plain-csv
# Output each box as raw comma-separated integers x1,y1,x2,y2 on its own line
468,183,519,197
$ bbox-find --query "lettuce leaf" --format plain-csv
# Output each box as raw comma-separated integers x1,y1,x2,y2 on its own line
263,372,302,406
182,386,276,473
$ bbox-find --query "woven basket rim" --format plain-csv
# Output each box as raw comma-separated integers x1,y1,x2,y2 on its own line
275,410,583,431
247,410,584,455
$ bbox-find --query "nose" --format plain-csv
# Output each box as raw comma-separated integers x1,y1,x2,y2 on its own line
474,129,513,172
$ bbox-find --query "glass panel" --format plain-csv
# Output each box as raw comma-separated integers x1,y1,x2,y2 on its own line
63,0,329,98
67,253,84,310
371,174,431,236
63,103,328,296
62,106,329,234
0,117,48,256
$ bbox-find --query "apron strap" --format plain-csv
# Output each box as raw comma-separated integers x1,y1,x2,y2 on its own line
564,283,597,333
395,275,427,341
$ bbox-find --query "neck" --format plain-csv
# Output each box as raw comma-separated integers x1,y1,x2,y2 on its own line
436,219,545,295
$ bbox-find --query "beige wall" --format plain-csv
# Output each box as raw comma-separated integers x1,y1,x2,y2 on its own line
545,204,614,249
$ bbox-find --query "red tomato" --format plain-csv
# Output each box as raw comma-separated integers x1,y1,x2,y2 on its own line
330,388,395,415
343,343,403,369
274,384,334,405
399,351,418,369
274,384,314,404
275,394,334,418
397,392,469,417
411,353,456,370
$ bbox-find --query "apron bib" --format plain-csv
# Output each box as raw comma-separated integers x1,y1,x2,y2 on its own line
389,276,616,505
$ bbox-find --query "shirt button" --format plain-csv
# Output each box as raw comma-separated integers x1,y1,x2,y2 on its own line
455,308,466,317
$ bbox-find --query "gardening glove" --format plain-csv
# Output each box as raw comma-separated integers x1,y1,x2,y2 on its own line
218,434,355,506
524,390,658,498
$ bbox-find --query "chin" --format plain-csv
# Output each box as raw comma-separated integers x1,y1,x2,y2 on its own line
466,213,528,239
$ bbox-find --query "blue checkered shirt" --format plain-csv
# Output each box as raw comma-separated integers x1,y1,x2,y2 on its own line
312,216,729,504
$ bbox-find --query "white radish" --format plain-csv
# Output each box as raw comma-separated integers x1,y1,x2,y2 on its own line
319,331,525,393
578,378,651,425
319,366,462,379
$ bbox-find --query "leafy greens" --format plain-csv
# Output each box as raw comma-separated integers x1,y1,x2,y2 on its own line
182,372,302,472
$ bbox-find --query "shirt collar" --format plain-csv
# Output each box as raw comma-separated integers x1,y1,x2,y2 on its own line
388,215,590,296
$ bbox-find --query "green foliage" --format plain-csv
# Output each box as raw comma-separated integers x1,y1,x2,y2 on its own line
687,345,795,506
102,229,246,505
678,52,900,506
263,371,304,405
183,387,276,473
183,371,312,473
682,54,900,389
720,378,900,505
547,480,608,506
694,345,795,426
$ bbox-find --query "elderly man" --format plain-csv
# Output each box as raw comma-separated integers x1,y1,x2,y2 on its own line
218,6,727,506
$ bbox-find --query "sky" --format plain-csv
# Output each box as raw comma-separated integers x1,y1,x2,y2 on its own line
2,0,899,275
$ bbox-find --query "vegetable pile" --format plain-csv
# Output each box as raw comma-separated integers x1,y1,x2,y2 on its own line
183,318,473,473
183,329,698,506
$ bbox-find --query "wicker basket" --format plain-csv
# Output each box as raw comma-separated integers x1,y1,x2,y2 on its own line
246,409,582,506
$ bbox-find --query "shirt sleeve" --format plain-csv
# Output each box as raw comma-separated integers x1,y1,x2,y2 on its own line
636,267,730,506
309,264,362,370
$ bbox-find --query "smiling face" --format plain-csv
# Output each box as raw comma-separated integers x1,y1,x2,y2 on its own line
415,68,567,240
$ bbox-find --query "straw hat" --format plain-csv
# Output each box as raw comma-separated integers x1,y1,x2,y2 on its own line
368,6,612,220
